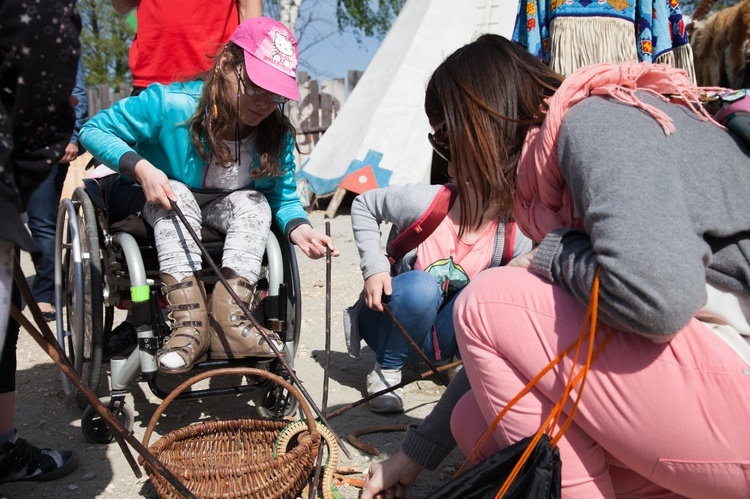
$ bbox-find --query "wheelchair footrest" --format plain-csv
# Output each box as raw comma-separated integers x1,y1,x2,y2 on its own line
139,336,161,351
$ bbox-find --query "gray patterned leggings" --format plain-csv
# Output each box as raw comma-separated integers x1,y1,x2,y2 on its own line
141,180,271,283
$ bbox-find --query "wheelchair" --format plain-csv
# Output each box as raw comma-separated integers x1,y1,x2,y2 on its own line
53,174,303,444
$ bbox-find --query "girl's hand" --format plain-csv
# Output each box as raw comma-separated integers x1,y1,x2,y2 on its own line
134,159,175,210
364,272,392,312
289,224,339,259
362,451,423,499
507,247,538,268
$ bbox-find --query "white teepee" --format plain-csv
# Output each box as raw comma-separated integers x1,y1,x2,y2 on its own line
297,0,519,199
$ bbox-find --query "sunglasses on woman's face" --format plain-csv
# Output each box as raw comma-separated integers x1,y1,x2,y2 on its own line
235,66,289,104
428,122,450,162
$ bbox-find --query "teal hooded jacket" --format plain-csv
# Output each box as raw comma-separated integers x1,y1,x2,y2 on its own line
79,80,308,237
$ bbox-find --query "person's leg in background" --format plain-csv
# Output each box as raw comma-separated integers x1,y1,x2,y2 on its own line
0,244,78,483
452,266,750,498
26,163,69,320
0,0,82,489
358,270,443,412
0,242,14,376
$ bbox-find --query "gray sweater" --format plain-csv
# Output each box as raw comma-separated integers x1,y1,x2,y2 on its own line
401,93,750,470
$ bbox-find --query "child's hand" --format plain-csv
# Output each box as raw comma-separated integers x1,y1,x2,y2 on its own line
364,272,392,312
289,224,339,259
134,159,175,210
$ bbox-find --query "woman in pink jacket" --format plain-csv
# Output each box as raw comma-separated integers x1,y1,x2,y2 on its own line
364,34,750,499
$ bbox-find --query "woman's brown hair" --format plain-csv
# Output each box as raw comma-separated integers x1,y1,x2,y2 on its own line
425,34,563,236
188,42,295,179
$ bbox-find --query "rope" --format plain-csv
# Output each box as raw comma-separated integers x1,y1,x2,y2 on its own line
276,420,341,499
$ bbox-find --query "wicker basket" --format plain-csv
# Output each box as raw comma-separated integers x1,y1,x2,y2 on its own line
139,368,320,499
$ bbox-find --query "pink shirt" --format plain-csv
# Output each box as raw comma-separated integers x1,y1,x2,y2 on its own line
415,213,499,298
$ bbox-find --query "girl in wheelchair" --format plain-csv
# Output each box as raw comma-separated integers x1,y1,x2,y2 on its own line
79,17,338,374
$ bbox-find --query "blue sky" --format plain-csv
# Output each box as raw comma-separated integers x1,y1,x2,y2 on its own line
299,30,380,80
294,0,383,80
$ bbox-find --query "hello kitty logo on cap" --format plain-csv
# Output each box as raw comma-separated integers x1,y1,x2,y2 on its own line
231,17,300,101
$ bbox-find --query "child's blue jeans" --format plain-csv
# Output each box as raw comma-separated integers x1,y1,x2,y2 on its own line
358,270,460,370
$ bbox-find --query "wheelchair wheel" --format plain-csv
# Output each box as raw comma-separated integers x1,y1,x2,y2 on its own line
254,229,301,419
81,397,134,444
256,369,300,418
55,187,105,408
275,225,302,357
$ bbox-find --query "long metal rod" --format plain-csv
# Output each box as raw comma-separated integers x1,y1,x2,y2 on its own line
309,222,333,499
382,303,451,386
168,200,351,458
11,262,197,499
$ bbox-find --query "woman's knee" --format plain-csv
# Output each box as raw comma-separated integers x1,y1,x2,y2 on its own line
391,270,442,309
453,267,564,343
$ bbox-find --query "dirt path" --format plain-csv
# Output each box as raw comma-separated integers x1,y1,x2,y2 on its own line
4,209,463,498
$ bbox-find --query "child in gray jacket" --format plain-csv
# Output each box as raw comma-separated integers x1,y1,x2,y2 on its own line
347,176,532,412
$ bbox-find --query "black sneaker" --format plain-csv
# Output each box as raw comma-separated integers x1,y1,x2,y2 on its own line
104,320,137,359
0,437,78,483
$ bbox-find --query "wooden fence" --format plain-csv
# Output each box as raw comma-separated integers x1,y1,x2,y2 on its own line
86,69,364,166
87,84,131,116
290,70,363,166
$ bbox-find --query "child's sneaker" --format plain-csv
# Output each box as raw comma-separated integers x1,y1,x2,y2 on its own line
0,437,78,483
366,363,404,413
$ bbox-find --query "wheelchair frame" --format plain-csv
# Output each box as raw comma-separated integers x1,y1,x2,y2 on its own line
54,183,303,443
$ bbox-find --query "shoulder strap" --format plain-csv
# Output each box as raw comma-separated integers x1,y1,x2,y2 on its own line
499,221,516,266
387,184,457,266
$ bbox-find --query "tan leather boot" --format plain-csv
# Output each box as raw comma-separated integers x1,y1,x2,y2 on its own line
155,273,210,373
209,269,284,359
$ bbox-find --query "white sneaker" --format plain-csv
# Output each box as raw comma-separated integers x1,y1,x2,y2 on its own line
366,363,404,413
446,355,463,382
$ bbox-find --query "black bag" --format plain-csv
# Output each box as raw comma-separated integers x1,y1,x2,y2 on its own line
427,434,561,499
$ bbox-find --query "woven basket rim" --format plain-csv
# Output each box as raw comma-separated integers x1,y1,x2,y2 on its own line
142,417,316,478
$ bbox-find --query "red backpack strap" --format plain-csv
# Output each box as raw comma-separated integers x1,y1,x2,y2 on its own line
500,221,516,266
387,184,457,266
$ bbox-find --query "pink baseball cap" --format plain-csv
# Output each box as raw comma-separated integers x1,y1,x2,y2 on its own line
231,17,300,102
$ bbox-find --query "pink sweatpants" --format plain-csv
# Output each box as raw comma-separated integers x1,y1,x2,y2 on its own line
451,267,750,498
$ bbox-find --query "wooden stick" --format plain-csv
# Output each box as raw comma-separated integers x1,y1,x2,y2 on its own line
382,303,450,386
325,360,462,420
309,221,333,499
348,424,408,456
11,263,197,499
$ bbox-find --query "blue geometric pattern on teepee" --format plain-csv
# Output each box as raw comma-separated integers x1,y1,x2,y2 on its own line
297,149,390,195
